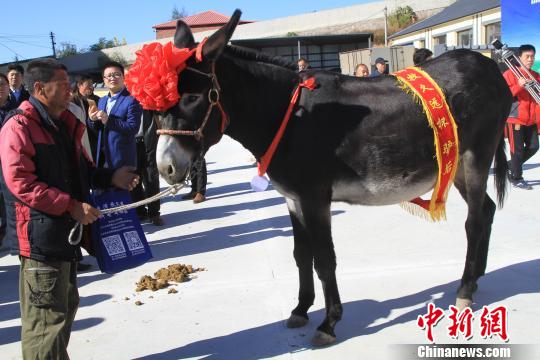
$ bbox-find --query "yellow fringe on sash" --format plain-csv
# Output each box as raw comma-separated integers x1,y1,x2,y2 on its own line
399,201,444,222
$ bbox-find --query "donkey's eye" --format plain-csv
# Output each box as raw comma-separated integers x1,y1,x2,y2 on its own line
187,95,199,103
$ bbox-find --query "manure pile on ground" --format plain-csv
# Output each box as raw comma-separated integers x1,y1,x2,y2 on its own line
135,264,204,292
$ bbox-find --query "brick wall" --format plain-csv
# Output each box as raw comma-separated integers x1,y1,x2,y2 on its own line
156,29,175,39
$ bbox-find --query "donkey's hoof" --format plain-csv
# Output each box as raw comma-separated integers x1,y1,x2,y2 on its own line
286,314,308,328
456,298,473,310
311,330,336,347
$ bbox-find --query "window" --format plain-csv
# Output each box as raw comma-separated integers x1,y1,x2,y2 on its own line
457,29,473,47
433,34,447,45
485,22,501,44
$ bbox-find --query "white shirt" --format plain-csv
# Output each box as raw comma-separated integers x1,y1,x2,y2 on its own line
106,88,124,115
68,102,93,162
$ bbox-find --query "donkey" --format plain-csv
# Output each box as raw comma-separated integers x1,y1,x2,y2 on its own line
155,11,512,345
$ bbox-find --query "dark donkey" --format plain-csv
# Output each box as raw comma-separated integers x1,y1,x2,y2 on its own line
155,11,512,345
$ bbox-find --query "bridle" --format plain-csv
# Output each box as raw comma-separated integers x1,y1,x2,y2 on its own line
152,39,317,180
156,61,229,141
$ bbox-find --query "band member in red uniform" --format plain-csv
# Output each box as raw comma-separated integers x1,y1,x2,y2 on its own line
503,44,540,190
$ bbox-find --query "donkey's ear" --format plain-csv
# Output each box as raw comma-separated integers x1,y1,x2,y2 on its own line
202,9,242,60
174,20,195,49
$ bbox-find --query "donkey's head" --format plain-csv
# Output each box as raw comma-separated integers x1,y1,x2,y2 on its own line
156,10,241,184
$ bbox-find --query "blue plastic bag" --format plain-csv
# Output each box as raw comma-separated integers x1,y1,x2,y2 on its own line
88,129,152,273
89,188,152,273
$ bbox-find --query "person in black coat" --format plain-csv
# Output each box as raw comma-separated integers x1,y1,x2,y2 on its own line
0,73,17,251
0,73,16,122
182,154,207,204
72,74,100,159
132,110,164,225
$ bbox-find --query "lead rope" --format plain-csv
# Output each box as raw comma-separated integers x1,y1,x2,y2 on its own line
68,182,186,245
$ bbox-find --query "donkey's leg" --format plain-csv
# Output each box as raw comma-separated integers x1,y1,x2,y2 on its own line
296,197,342,346
285,198,314,329
475,195,496,278
453,153,496,309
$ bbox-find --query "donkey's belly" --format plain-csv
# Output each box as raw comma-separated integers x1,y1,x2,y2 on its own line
331,171,436,206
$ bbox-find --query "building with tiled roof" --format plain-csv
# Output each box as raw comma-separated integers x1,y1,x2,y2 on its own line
46,0,455,77
389,0,500,55
153,10,253,39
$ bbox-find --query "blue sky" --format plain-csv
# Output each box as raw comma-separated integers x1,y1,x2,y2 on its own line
501,0,540,48
0,1,374,64
501,0,540,71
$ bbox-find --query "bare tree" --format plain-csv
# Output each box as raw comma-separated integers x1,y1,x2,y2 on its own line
171,5,188,20
57,42,79,58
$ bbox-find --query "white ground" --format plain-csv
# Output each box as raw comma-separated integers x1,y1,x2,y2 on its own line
1,135,539,359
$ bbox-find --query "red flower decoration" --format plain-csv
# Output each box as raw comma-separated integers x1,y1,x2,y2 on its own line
125,42,195,111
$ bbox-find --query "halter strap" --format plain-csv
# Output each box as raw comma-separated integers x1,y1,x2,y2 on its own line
156,60,229,140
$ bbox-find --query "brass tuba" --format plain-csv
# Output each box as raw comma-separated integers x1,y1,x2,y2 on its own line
492,39,540,105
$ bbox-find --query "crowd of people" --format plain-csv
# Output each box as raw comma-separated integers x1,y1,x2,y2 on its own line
0,59,140,359
0,56,210,358
0,42,537,358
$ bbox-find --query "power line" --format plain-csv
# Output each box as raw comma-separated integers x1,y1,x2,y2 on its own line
54,32,95,44
0,37,51,49
0,33,49,38
0,33,52,62
0,42,25,60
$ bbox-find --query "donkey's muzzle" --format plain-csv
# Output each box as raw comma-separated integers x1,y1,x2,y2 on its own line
156,135,191,184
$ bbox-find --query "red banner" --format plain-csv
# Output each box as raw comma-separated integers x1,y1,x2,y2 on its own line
393,67,459,221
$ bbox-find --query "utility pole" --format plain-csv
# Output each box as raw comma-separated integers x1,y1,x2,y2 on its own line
50,31,57,58
384,6,388,47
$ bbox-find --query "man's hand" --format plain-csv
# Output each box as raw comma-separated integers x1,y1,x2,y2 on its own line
89,109,108,125
518,77,530,87
87,99,97,114
69,201,101,225
112,166,140,191
97,110,108,125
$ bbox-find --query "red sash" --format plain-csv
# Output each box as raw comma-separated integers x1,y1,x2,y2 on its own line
393,67,459,221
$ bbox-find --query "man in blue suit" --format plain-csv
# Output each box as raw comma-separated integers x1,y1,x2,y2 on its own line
89,61,142,168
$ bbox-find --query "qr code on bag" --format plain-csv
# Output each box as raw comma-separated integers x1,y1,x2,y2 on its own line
102,235,126,256
124,231,144,251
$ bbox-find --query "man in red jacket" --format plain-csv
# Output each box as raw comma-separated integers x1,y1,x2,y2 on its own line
503,44,540,190
0,59,139,359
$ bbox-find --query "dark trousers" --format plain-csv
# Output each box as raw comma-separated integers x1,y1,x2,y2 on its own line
0,184,16,253
508,123,539,180
190,156,207,195
132,138,161,217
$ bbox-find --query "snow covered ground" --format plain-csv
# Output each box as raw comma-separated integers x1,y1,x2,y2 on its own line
1,135,539,359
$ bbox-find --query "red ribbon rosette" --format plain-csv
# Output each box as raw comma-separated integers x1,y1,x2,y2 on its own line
125,42,196,111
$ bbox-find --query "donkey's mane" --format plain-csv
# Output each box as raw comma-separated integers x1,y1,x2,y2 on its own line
224,45,297,71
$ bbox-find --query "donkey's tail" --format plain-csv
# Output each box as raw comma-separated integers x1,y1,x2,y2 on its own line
493,136,508,208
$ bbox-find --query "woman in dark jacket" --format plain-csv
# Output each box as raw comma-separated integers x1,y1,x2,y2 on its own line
0,73,17,250
0,73,16,124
